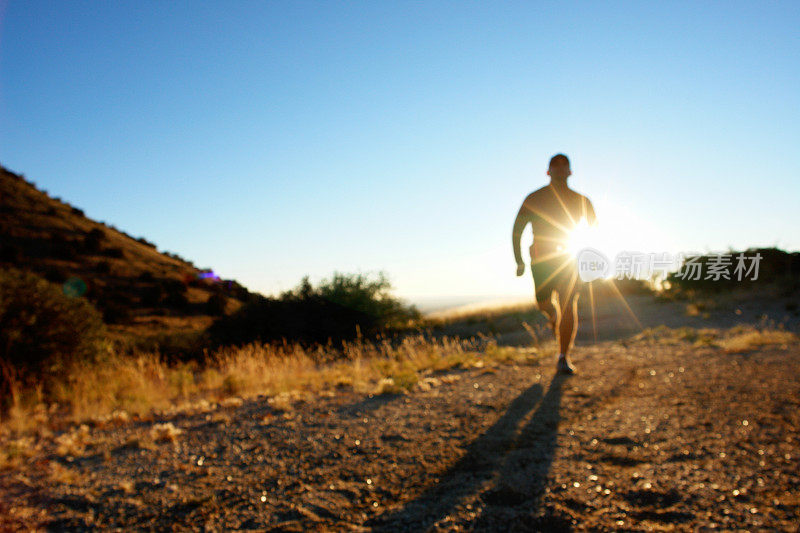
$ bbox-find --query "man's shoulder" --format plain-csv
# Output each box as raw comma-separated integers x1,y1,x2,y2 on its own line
564,186,593,205
578,191,596,208
523,185,552,202
522,185,594,207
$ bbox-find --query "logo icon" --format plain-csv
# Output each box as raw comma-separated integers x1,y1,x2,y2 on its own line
577,248,610,282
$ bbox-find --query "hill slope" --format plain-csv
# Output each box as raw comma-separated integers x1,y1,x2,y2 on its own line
0,164,251,339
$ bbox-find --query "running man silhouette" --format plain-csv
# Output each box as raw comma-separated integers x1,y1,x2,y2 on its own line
512,154,597,374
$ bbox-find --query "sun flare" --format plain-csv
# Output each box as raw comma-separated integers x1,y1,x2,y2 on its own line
564,199,677,273
565,217,594,258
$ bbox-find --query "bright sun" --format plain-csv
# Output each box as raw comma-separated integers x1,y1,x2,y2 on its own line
566,217,595,258
560,198,679,284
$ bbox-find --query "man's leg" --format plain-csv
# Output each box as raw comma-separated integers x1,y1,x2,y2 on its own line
533,259,560,336
536,289,559,335
558,293,580,356
555,278,580,374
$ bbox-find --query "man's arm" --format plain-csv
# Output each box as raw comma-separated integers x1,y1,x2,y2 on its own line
583,196,598,227
512,201,530,275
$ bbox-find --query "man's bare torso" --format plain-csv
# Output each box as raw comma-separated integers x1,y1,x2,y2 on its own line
519,184,596,259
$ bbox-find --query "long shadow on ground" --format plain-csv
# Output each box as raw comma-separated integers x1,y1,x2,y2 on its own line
368,375,568,532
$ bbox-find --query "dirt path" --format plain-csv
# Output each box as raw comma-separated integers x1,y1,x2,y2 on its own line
2,329,799,531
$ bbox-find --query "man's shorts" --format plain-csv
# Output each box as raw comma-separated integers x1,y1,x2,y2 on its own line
531,252,584,306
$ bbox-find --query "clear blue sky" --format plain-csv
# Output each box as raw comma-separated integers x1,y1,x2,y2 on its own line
1,1,798,306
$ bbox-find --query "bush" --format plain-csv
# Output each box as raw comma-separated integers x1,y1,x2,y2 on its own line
161,278,189,310
0,242,20,262
0,268,107,405
47,238,79,260
222,279,251,301
83,228,105,253
163,290,189,310
42,266,69,284
102,246,124,258
204,292,228,316
98,300,132,324
140,283,163,307
309,271,419,327
208,271,419,348
94,260,111,274
666,248,800,295
207,294,371,347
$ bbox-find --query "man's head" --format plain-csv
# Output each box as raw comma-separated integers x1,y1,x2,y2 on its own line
547,153,571,183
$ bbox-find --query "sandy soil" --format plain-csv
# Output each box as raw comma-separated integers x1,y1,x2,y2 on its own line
1,298,799,531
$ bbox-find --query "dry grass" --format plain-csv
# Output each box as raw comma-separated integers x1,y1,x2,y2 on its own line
149,422,183,444
719,328,797,353
634,325,798,353
47,462,81,485
4,322,794,444
0,334,541,440
54,424,92,456
0,436,38,470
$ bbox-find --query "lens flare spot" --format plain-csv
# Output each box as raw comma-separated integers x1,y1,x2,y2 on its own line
63,277,87,298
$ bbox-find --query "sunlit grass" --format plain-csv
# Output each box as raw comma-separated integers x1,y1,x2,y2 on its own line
633,324,797,352
0,334,547,441
719,328,797,354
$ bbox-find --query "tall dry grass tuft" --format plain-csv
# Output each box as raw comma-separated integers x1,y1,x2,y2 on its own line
719,328,797,353
49,352,175,421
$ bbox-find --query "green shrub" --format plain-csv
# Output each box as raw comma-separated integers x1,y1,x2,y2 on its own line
139,283,164,307
98,300,132,324
666,248,800,295
47,238,79,260
136,236,156,248
209,272,419,348
205,292,227,316
285,271,420,327
94,260,111,274
0,268,107,401
42,265,69,283
101,246,124,258
0,242,20,262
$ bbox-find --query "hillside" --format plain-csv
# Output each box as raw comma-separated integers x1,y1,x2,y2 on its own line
0,164,251,341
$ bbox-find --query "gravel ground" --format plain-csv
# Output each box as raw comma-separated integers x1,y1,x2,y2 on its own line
1,326,799,531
